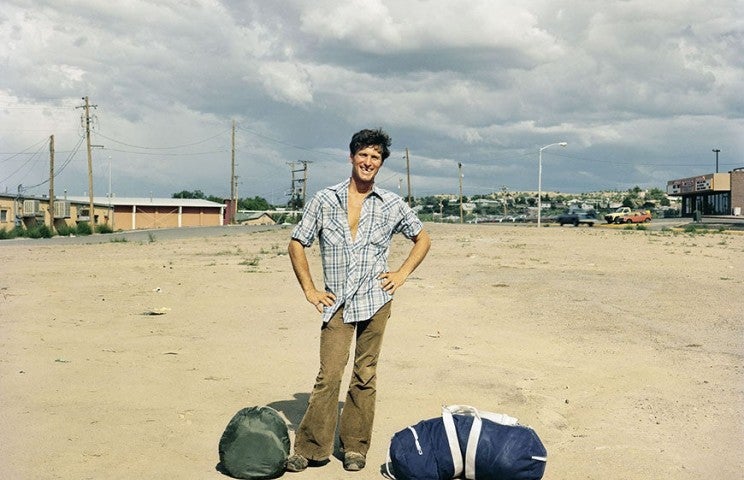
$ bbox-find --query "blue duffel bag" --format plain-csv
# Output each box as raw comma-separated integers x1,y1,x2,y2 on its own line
386,405,547,480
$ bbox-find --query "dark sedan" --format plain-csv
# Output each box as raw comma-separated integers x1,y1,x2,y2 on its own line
556,210,598,227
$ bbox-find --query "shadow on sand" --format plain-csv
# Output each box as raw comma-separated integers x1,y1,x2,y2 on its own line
215,394,350,477
268,394,346,461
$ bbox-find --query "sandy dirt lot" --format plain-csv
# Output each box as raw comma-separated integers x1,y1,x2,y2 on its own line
1,223,742,480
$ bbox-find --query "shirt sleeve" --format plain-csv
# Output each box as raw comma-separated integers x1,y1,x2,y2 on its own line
291,194,322,247
394,200,424,239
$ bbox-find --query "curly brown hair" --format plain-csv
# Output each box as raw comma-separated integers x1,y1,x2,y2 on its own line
349,128,391,161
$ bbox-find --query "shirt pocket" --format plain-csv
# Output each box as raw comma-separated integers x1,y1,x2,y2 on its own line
369,215,392,247
320,215,347,246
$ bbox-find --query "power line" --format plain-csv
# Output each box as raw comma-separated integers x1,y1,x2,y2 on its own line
52,136,85,178
237,125,338,157
549,151,733,167
14,136,85,192
0,140,47,184
95,128,231,150
0,137,49,163
102,146,228,156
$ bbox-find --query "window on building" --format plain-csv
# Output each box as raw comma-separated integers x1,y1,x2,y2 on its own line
1,209,7,222
681,193,731,216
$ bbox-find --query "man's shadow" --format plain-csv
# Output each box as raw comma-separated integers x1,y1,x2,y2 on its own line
267,394,346,461
217,395,395,477
267,393,310,430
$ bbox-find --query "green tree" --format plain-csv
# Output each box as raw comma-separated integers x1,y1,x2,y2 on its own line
288,194,304,210
172,189,206,199
172,190,223,204
239,196,271,210
646,187,666,202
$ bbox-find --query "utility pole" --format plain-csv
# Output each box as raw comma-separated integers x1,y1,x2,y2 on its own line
303,161,308,205
108,155,113,231
77,96,97,234
405,147,412,207
458,162,463,223
712,148,720,173
230,120,237,223
48,135,55,232
288,161,311,209
501,185,509,217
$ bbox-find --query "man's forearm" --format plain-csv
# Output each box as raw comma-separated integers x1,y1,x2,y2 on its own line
398,229,431,277
288,239,316,294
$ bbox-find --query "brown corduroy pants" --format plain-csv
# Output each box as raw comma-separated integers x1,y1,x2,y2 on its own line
293,301,392,460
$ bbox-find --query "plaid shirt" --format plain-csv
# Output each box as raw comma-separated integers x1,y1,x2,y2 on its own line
291,178,424,323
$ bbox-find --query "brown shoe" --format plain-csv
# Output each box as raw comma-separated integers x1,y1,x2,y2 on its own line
343,452,366,471
285,454,309,472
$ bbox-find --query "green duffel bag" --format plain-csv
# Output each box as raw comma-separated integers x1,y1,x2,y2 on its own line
218,406,290,479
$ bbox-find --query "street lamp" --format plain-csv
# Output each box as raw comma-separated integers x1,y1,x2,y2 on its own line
712,149,720,173
108,155,114,231
537,142,568,228
458,162,464,224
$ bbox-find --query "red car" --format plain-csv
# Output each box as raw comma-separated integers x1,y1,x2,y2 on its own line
617,210,652,223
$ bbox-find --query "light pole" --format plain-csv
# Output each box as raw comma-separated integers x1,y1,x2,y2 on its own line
537,142,568,228
458,162,463,224
108,155,113,231
712,148,720,173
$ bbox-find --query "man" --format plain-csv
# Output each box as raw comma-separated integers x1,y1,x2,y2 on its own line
286,128,431,472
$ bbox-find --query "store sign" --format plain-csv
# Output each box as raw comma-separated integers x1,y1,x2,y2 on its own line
667,175,712,195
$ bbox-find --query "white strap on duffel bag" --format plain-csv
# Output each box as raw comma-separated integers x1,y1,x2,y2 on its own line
442,405,520,480
386,404,545,480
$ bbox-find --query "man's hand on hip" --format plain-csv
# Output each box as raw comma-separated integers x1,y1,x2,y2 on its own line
306,289,336,313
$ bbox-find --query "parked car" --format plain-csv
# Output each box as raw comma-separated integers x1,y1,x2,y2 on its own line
556,209,598,227
604,206,632,223
616,210,652,224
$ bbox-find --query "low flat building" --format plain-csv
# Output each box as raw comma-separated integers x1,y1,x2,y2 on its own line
1,195,225,233
65,196,225,230
235,211,276,226
0,194,107,232
666,169,744,217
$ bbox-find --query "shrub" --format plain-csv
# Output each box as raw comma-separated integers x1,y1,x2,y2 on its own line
0,226,28,239
27,224,53,239
76,222,92,236
55,223,75,236
663,209,681,218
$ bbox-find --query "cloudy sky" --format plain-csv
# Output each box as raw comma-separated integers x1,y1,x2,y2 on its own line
1,0,742,204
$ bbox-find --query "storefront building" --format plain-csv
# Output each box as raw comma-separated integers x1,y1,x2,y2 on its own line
667,169,744,217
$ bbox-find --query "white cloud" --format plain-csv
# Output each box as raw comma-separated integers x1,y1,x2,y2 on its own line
299,0,400,52
0,0,742,199
257,61,314,105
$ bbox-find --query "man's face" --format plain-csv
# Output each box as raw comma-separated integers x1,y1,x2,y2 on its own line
350,145,383,184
